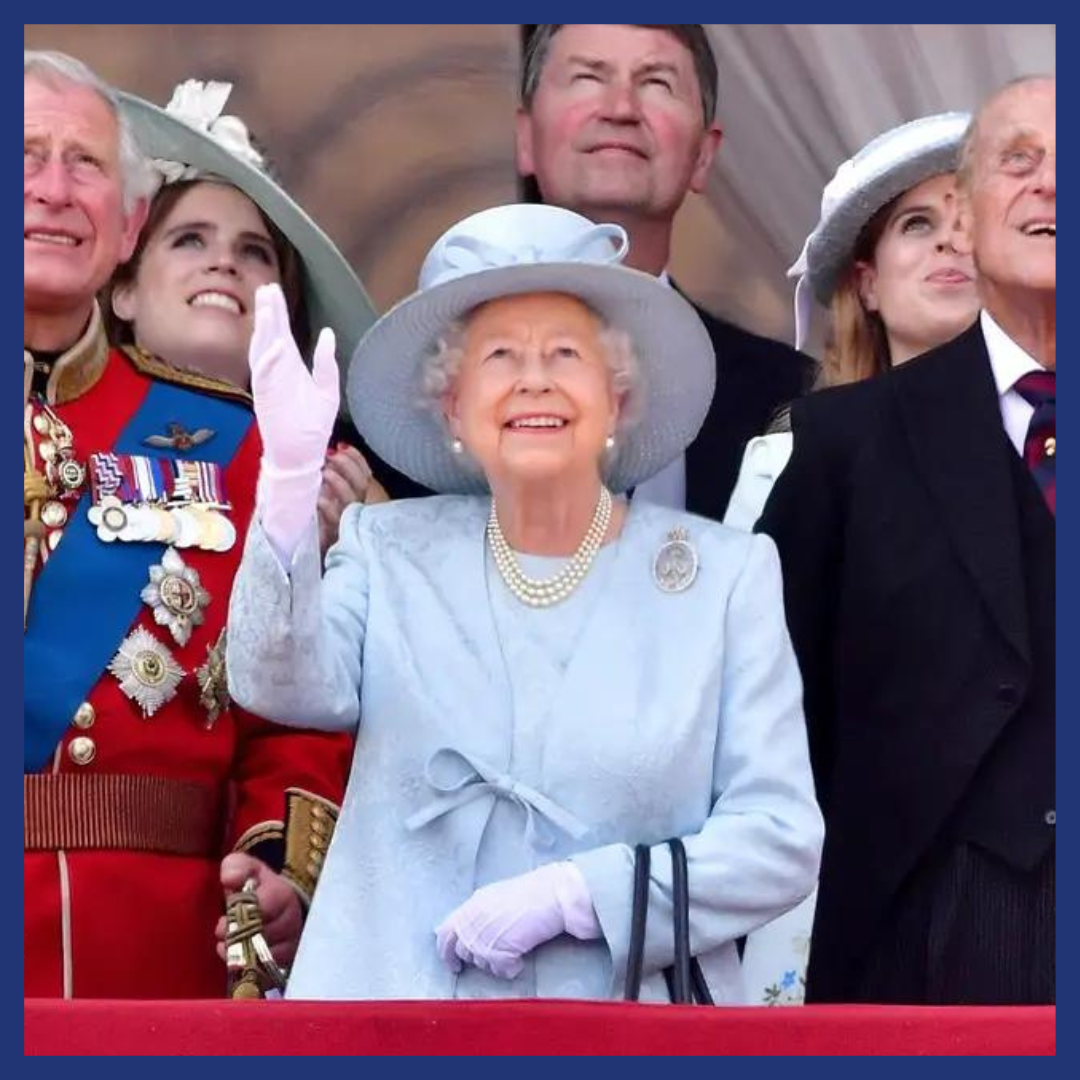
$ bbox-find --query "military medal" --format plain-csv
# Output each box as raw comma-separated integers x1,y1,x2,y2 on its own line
88,496,131,542
40,500,68,529
56,457,87,493
196,628,230,728
87,451,233,551
653,528,699,593
33,396,87,500
141,547,211,646
108,626,185,718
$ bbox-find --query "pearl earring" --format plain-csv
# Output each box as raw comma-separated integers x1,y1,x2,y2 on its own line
604,435,616,451
451,438,464,455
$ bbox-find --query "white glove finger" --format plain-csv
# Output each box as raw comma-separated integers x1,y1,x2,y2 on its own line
488,951,525,981
434,924,463,973
252,284,284,351
311,327,340,406
453,936,476,968
258,282,290,340
470,952,494,975
248,291,280,372
249,339,292,400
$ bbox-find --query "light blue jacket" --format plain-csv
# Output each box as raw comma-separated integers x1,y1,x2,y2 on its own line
227,495,823,1001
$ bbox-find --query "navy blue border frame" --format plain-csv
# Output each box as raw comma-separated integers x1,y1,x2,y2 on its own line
16,10,1064,1068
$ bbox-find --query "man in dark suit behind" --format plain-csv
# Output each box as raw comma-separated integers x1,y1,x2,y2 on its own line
517,25,813,522
758,76,1055,1004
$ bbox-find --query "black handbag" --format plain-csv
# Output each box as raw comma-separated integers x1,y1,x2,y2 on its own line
624,838,714,1005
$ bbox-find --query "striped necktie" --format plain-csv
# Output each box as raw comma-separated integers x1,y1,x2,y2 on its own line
1013,370,1055,515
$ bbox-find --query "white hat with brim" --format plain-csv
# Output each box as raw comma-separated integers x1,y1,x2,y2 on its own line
346,204,716,495
117,82,378,368
787,111,971,350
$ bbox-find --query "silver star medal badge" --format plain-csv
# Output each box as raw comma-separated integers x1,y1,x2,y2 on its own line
108,626,185,718
141,546,211,646
652,527,699,593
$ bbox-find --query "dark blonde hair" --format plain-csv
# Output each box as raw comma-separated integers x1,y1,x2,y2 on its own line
104,178,311,356
818,196,896,388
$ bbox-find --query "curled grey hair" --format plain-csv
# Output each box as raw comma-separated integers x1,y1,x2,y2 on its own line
420,306,646,442
24,50,157,213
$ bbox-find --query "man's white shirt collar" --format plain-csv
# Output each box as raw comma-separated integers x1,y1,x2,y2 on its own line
980,309,1044,456
981,309,1042,397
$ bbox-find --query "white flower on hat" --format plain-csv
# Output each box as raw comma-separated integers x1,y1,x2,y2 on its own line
150,79,265,186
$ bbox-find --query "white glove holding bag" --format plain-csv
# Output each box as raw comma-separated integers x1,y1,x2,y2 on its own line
248,284,340,565
435,861,602,980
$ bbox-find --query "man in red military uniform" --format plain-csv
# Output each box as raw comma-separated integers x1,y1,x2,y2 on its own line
24,50,353,999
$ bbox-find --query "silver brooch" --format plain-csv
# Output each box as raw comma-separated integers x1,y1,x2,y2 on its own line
141,546,211,646
108,626,185,718
653,528,699,593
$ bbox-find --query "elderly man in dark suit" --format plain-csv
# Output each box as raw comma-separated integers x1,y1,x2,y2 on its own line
517,25,814,522
759,76,1055,1004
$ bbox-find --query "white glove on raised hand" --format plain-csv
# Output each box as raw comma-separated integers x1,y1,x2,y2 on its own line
434,861,601,981
248,283,340,565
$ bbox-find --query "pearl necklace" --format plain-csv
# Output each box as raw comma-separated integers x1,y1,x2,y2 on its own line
487,486,613,608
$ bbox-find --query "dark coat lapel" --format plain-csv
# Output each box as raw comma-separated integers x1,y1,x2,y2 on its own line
892,322,1029,666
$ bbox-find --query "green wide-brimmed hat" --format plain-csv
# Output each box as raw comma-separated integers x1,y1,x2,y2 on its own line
118,80,377,368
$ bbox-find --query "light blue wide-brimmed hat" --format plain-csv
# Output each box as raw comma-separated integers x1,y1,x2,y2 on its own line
788,111,971,349
346,203,717,495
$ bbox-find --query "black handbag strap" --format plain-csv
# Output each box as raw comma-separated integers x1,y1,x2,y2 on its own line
668,837,693,1003
624,843,651,1001
668,838,715,1006
623,839,714,1005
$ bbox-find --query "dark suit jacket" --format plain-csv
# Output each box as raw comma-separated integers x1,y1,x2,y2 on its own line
757,321,1054,1000
680,294,814,520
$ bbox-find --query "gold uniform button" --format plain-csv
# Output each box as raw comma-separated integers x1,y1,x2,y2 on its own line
1045,436,1056,457
68,736,96,766
72,702,96,730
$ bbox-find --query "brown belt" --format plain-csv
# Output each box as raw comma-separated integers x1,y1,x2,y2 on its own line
24,774,224,857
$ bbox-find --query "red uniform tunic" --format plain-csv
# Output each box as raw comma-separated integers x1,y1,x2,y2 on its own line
24,327,351,999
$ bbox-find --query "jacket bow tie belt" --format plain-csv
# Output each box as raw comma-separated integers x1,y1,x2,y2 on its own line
405,746,589,850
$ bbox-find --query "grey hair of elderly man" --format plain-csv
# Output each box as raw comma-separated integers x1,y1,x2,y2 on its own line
24,50,156,212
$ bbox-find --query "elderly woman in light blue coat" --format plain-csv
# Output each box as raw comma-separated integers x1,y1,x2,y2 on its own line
227,203,823,1002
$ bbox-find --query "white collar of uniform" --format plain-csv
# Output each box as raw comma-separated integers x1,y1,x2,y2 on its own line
980,308,1042,399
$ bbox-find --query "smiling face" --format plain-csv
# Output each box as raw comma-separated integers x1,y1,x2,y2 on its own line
516,25,721,221
24,75,145,322
855,173,979,365
110,181,283,388
443,292,620,490
960,78,1055,301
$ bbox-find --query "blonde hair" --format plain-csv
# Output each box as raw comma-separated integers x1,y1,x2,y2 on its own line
818,197,896,388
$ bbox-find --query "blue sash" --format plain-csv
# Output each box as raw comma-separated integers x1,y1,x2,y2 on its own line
24,380,253,772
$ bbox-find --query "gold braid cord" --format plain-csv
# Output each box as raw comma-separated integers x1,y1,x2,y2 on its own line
24,356,45,629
